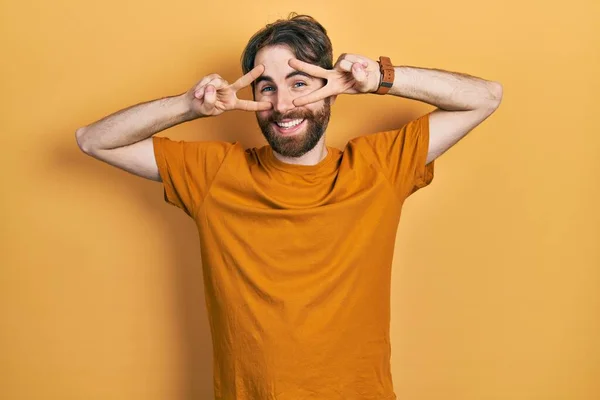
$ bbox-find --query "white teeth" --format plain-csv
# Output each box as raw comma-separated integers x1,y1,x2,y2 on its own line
276,119,304,129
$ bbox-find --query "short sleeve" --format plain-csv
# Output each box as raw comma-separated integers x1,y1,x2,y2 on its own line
350,112,435,200
152,136,234,217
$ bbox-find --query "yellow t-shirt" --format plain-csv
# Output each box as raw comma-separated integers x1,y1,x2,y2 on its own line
152,112,434,400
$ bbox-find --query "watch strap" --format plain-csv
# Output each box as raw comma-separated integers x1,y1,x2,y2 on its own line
375,56,394,95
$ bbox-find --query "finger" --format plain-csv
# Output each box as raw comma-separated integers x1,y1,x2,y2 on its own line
337,54,367,66
203,85,217,109
339,59,353,72
194,74,223,98
230,64,265,92
196,74,219,89
194,74,220,94
194,86,205,99
288,59,329,79
196,81,218,100
206,77,229,90
351,62,368,83
292,87,334,107
235,99,273,112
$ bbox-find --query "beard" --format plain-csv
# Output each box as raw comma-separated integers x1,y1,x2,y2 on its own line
256,98,331,158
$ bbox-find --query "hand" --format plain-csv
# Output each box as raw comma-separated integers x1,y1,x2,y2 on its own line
185,65,272,117
289,54,381,107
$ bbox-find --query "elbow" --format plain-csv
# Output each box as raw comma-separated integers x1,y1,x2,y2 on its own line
75,127,91,153
488,81,503,110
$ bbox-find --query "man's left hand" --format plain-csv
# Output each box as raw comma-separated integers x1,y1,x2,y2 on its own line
289,53,381,107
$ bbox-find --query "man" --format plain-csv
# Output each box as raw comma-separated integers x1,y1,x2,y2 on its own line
76,13,502,400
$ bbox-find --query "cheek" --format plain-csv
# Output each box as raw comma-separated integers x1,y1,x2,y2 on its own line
305,102,324,114
257,110,272,121
255,91,273,104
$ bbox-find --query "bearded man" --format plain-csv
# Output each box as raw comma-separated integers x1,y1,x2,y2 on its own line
76,13,502,400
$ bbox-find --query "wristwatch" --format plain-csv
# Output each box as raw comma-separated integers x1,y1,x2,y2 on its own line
375,56,395,95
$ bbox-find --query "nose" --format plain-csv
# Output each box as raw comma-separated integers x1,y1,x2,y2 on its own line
274,88,296,115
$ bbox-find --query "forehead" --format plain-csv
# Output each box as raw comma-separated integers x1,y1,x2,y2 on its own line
254,45,296,78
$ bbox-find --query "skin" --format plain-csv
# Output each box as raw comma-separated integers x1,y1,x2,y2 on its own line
286,54,504,165
190,46,503,168
77,39,502,183
188,45,335,165
253,45,334,164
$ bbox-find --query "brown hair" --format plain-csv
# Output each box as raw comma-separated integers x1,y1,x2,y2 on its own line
241,13,333,89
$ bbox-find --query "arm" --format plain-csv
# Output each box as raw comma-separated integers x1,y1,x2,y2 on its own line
388,66,503,164
75,94,194,181
289,56,503,164
75,65,271,181
75,94,194,153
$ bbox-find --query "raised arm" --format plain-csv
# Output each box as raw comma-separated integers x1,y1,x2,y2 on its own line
389,66,502,164
75,94,193,181
75,65,271,181
289,55,503,164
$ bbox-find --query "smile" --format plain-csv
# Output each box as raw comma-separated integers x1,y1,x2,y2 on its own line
276,119,304,128
272,119,306,135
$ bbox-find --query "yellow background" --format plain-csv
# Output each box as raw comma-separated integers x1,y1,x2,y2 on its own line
1,0,599,399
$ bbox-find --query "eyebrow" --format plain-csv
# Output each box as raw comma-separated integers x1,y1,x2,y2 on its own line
255,71,314,86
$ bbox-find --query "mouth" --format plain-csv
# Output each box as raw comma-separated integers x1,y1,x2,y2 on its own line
272,118,306,136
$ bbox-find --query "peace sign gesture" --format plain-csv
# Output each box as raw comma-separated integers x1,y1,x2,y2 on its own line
186,64,273,117
289,54,382,107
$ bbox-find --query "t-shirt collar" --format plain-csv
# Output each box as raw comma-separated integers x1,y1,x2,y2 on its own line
262,146,335,174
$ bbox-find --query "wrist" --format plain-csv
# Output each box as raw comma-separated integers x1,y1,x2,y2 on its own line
372,72,382,93
177,92,205,120
373,56,395,95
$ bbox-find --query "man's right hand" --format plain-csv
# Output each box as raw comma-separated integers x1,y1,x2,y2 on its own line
185,64,272,118
76,65,271,182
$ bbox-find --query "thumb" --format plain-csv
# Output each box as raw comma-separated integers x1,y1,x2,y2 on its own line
351,62,368,84
203,85,217,109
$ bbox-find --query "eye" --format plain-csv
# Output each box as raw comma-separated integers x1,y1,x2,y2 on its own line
294,81,307,88
260,86,274,93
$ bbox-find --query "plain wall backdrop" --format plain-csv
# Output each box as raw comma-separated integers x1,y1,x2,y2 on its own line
1,0,599,399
